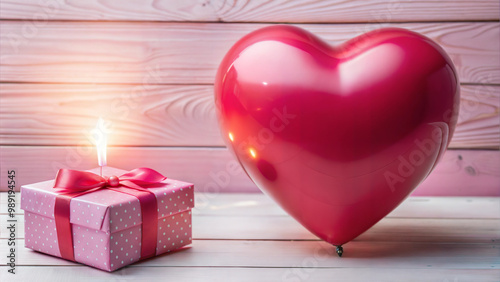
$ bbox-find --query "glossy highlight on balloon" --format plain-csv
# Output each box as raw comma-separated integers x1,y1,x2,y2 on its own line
214,25,460,249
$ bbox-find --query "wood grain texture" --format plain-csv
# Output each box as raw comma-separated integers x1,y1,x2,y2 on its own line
1,0,498,22
0,0,498,279
1,238,499,268
3,213,499,243
1,266,498,282
3,193,500,219
454,85,500,149
192,217,500,243
1,194,499,281
1,22,498,84
0,147,499,196
193,195,500,219
0,84,222,147
0,84,498,149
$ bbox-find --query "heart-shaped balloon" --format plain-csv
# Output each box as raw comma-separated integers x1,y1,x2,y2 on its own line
214,25,459,253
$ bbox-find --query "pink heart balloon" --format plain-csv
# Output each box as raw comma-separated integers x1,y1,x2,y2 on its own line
214,25,459,254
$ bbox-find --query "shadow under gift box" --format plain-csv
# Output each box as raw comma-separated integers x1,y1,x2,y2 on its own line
20,166,194,272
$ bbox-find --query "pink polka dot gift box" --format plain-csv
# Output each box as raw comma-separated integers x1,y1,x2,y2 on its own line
20,166,194,272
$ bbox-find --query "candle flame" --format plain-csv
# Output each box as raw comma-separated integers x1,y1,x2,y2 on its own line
228,132,234,142
94,117,107,166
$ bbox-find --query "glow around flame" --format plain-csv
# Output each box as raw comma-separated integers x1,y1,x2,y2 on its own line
94,117,107,166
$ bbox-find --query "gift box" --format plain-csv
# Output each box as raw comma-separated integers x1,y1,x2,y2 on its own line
20,166,194,272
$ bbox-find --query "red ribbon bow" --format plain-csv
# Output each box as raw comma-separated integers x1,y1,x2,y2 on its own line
53,168,167,263
54,167,166,192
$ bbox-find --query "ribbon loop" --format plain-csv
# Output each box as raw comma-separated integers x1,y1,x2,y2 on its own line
54,168,166,192
119,167,167,185
54,168,107,192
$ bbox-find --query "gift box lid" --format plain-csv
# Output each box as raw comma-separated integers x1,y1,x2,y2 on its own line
21,167,194,234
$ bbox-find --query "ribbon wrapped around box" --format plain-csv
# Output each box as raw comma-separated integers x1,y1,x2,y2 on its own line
20,166,194,272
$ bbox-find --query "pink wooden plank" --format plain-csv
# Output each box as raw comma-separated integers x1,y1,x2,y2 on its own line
452,85,500,149
411,150,500,196
1,0,498,22
0,22,498,84
0,146,498,196
0,84,498,149
3,193,500,219
1,238,499,268
0,266,497,282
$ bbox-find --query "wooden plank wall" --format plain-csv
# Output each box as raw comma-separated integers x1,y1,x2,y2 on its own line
0,0,499,195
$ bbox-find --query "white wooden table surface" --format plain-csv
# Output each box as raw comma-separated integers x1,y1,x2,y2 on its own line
1,193,499,282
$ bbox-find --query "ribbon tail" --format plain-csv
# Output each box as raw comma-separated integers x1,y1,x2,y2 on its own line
53,187,104,262
54,194,75,261
108,186,158,260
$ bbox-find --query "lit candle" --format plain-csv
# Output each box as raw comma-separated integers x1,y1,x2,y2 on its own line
93,117,107,176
